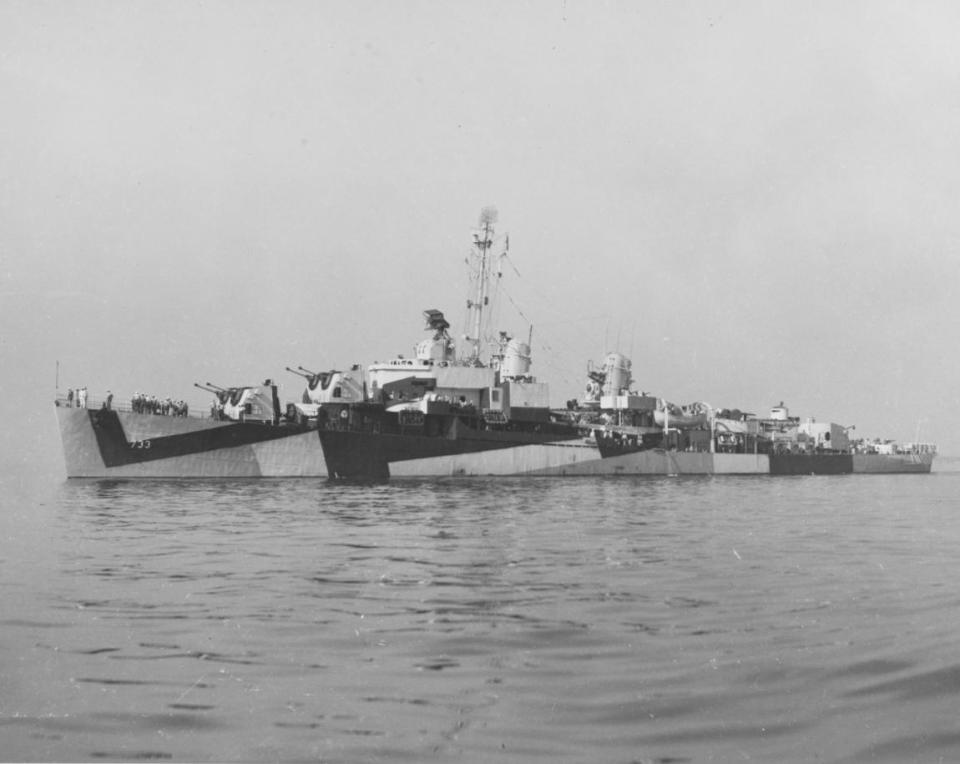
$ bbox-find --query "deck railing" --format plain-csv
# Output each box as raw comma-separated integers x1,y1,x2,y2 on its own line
54,395,211,420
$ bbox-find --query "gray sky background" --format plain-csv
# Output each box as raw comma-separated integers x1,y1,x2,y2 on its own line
3,0,959,473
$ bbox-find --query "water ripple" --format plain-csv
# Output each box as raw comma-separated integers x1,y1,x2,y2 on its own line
2,474,959,762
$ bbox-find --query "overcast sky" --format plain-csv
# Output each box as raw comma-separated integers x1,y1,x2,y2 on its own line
3,0,959,471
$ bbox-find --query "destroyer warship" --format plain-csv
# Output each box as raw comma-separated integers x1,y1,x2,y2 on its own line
56,208,935,479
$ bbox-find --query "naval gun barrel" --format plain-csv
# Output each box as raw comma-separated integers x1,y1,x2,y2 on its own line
298,365,319,376
194,382,227,393
285,366,313,379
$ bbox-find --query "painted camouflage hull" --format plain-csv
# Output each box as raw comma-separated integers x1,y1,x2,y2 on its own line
55,405,327,478
56,404,934,479
318,426,935,480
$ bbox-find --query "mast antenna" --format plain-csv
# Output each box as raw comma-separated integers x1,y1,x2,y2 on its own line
466,206,499,364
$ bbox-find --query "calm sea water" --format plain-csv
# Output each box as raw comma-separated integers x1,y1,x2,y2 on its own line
2,466,960,763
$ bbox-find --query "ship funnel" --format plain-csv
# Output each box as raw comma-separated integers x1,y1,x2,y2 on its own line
602,353,632,396
501,339,532,379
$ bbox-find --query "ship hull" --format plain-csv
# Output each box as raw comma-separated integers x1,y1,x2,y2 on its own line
318,427,935,480
768,454,854,475
768,452,934,474
852,452,934,473
319,427,770,479
318,426,599,479
56,405,327,478
57,405,933,480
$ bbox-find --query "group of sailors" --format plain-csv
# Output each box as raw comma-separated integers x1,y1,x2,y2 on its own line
64,388,88,408
64,388,114,410
132,392,189,417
